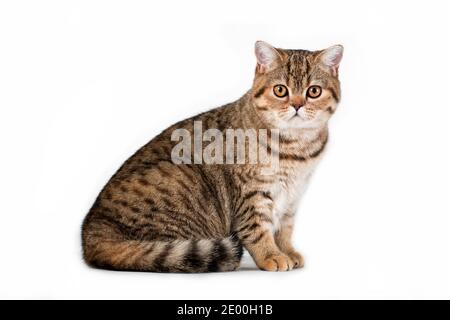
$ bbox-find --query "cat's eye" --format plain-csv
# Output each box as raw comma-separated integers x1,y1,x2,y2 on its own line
307,85,322,99
273,85,288,98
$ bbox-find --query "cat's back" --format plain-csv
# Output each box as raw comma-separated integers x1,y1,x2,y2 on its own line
82,100,242,249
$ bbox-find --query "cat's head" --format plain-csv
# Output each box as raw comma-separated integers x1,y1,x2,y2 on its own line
251,41,343,129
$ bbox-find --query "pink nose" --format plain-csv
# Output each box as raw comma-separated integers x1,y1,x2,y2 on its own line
291,96,305,111
292,102,304,111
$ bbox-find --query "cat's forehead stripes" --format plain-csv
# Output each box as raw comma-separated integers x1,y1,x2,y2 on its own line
259,49,321,93
282,50,315,92
253,48,340,104
264,48,341,101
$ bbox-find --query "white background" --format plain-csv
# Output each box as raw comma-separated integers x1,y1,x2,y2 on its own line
1,0,449,299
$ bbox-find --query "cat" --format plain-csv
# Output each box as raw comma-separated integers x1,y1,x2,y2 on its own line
82,41,343,272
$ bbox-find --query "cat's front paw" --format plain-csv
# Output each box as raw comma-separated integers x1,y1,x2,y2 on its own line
287,251,304,269
258,254,294,272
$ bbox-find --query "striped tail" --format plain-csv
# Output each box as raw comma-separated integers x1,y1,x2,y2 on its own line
83,235,243,272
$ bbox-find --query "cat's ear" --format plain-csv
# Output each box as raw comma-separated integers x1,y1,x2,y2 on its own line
318,45,344,76
255,41,285,73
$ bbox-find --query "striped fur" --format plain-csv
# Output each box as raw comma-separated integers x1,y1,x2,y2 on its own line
83,235,242,272
82,42,342,272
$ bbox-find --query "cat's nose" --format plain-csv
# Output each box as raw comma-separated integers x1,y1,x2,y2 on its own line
293,103,304,111
292,97,305,111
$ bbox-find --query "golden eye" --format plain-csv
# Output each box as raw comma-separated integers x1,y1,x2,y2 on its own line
273,85,288,98
307,85,322,99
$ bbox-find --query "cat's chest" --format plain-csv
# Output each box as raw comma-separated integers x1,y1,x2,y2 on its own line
268,161,317,230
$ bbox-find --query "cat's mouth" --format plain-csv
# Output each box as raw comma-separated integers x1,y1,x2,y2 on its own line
290,113,304,120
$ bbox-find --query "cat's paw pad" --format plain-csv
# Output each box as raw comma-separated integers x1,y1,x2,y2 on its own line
287,251,304,269
259,254,294,272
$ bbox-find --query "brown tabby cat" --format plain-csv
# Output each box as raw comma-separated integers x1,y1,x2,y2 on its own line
82,41,343,272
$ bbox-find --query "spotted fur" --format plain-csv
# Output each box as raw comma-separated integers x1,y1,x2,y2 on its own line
82,41,343,272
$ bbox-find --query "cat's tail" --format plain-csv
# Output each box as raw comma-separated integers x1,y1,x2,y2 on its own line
83,234,243,272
